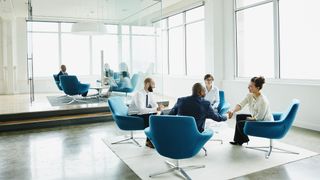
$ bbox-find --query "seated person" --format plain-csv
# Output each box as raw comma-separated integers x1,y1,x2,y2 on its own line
128,77,164,148
119,62,130,78
57,64,68,80
169,83,228,133
204,74,220,112
228,76,273,146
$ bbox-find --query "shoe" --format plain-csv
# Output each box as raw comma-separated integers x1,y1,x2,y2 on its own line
229,141,248,146
229,141,242,146
145,140,155,149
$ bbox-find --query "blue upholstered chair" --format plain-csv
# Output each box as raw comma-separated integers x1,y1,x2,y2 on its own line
145,115,213,179
244,99,300,159
59,75,90,104
53,74,63,91
108,96,145,146
111,73,140,96
217,90,230,115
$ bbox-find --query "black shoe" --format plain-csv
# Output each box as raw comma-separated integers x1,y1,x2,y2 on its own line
145,140,155,149
229,141,242,146
229,141,248,146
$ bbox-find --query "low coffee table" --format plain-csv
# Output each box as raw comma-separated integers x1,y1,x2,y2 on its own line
90,85,110,101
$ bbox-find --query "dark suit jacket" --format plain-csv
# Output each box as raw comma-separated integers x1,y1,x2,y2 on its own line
57,71,68,81
169,95,227,132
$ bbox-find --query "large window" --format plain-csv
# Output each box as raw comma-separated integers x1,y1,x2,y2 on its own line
31,33,59,77
279,0,320,80
235,0,320,80
158,5,205,76
186,6,205,76
61,34,90,75
236,2,274,78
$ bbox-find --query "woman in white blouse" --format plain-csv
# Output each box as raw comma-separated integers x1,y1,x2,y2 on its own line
204,74,220,112
228,76,273,145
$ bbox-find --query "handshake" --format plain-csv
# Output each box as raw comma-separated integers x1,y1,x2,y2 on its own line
227,111,234,119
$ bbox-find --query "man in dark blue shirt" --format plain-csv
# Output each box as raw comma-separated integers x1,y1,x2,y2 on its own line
169,83,228,132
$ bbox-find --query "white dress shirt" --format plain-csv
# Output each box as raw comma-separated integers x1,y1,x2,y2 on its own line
128,89,158,115
204,86,220,109
239,93,274,121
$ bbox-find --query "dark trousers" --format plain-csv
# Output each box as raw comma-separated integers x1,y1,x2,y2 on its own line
133,113,156,141
233,114,252,143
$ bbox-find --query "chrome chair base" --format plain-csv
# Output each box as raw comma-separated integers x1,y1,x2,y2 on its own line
149,160,205,180
65,95,87,104
111,131,143,147
246,139,299,159
209,138,223,144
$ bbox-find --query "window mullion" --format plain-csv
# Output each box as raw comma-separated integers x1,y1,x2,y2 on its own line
273,0,280,79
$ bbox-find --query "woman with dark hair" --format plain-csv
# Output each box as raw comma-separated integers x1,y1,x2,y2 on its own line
228,76,274,145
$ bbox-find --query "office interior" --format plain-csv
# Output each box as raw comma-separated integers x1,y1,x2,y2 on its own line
0,0,319,179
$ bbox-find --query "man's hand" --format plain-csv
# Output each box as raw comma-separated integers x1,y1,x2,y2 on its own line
157,104,165,111
227,111,234,119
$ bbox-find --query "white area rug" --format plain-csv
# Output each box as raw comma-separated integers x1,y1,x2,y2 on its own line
102,122,317,180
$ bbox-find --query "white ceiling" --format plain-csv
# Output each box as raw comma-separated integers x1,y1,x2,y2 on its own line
0,0,184,24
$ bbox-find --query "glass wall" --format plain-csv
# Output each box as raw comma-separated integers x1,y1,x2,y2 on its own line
27,23,157,77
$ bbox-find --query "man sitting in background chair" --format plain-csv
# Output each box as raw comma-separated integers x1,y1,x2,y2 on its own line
57,64,68,80
128,77,164,148
169,83,228,133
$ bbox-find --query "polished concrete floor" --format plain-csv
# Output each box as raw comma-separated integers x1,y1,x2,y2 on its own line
0,121,319,180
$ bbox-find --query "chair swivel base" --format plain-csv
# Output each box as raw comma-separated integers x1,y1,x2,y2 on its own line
111,131,144,147
149,160,205,180
65,95,88,104
209,138,223,144
246,139,299,159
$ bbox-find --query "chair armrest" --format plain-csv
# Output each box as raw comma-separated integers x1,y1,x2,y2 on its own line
272,112,283,121
219,102,230,115
201,129,213,137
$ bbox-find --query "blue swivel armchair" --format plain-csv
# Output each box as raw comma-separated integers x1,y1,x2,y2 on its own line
217,90,230,115
53,74,63,91
111,73,140,96
145,115,213,179
59,75,90,104
244,99,300,159
108,96,145,146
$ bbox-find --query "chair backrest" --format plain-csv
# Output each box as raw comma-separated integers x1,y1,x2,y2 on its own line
129,74,140,93
279,99,300,135
148,115,204,159
107,97,128,117
59,75,80,95
53,74,63,90
217,90,230,115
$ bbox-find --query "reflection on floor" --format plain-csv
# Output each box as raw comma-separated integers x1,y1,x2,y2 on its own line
0,93,175,115
0,121,319,180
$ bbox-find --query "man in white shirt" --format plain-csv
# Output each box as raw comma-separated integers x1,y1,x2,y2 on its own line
128,77,164,148
204,74,220,112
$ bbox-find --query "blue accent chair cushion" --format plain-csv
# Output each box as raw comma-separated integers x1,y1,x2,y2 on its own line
217,90,230,115
53,74,63,91
244,99,300,139
145,115,213,159
59,75,90,96
108,96,145,130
